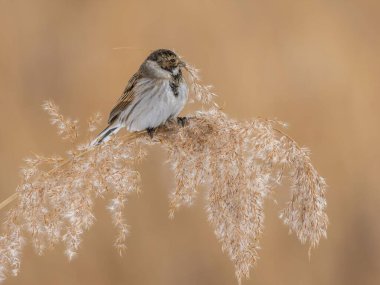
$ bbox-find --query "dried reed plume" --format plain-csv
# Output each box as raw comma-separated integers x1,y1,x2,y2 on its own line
0,63,328,284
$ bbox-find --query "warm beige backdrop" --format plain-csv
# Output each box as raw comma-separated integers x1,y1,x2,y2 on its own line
0,0,379,284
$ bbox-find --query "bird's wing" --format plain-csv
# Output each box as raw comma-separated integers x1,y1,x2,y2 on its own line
108,72,142,124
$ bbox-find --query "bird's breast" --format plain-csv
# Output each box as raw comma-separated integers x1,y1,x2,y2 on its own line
118,77,188,131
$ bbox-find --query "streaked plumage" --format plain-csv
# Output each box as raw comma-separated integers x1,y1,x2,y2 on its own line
93,49,188,145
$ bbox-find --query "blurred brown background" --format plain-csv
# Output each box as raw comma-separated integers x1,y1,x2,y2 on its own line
1,0,379,284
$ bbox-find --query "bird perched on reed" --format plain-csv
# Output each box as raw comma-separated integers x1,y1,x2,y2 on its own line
93,49,188,145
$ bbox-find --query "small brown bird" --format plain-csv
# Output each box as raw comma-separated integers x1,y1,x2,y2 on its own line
93,49,188,145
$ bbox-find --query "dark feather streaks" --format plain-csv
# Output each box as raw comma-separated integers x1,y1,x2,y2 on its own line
170,71,182,97
108,73,141,124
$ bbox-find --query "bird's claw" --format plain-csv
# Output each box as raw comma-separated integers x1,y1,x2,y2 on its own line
177,117,188,127
146,128,156,138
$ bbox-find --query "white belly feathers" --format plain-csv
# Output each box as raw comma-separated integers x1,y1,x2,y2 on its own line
118,78,188,132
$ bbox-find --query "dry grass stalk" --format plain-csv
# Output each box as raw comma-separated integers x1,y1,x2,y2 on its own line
0,64,327,284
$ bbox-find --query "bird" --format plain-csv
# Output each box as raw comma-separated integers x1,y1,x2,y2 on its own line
92,49,188,146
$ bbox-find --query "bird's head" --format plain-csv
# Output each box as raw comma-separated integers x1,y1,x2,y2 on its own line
146,49,185,74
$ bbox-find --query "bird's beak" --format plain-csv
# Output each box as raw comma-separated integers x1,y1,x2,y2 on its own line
179,60,186,68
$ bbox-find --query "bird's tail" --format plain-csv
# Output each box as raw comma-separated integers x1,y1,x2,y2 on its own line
91,124,121,146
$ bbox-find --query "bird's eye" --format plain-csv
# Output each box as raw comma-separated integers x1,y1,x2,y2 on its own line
170,58,176,63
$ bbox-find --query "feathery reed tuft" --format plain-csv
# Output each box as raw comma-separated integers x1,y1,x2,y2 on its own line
0,63,327,284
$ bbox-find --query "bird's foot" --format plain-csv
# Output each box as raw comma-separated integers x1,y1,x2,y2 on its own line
146,128,156,139
177,117,188,127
